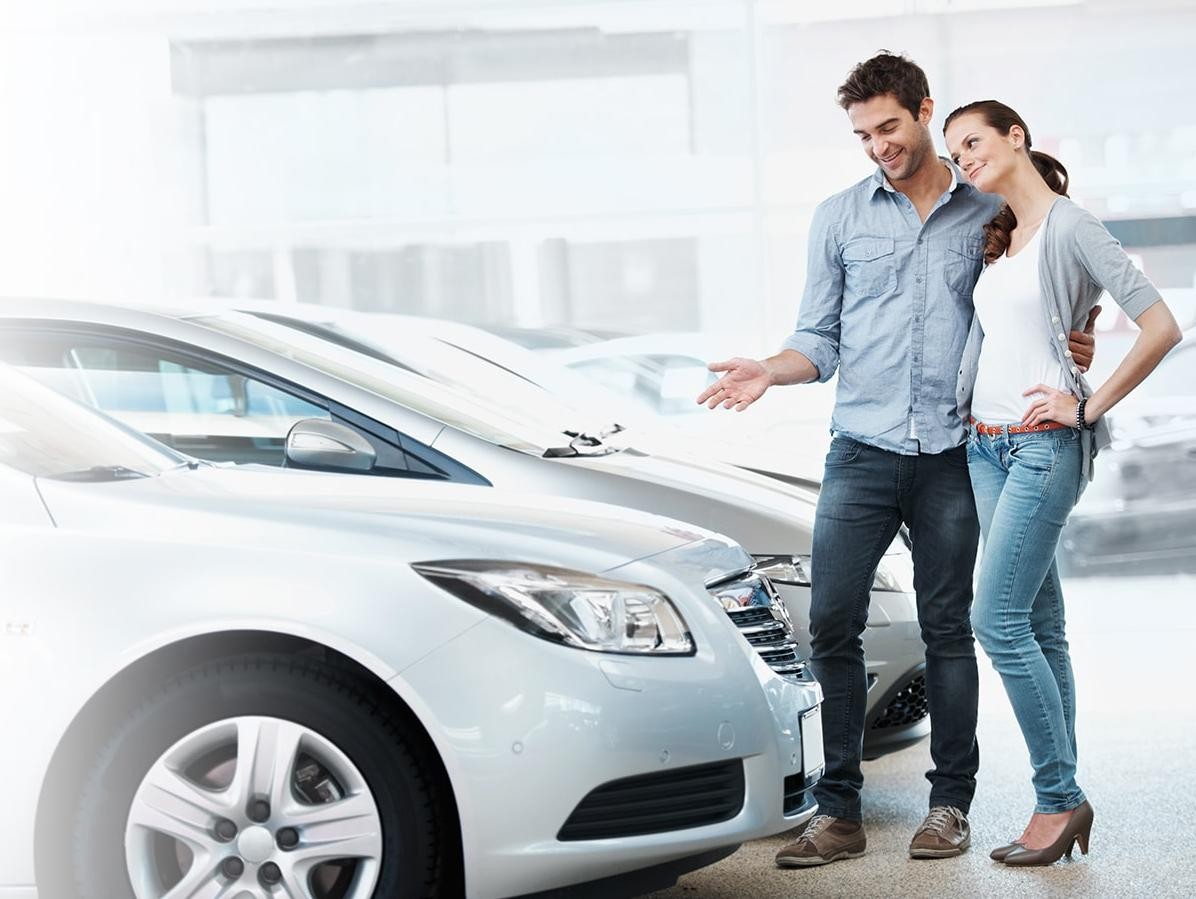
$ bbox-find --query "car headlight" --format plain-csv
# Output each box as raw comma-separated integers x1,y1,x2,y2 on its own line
751,554,907,593
412,560,695,655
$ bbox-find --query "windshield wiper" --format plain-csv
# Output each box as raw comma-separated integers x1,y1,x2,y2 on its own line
48,465,151,482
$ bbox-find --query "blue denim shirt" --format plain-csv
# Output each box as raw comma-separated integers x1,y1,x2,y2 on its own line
783,162,1001,455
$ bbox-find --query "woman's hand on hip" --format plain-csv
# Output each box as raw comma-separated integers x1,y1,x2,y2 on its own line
1021,384,1081,427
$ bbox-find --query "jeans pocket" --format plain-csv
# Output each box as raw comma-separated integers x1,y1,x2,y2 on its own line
825,437,864,466
1008,438,1058,474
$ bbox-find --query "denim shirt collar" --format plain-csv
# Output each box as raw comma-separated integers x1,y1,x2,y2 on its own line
870,157,964,199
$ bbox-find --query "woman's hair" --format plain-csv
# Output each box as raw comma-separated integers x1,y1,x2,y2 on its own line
943,100,1069,264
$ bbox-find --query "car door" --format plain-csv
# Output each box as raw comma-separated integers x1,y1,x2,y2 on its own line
0,324,484,482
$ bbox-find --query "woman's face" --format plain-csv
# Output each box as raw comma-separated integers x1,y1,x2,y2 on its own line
945,113,1020,193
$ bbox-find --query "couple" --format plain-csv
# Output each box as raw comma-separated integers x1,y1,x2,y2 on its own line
699,52,1181,867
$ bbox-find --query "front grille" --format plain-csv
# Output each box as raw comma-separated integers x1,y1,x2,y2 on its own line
871,673,929,730
710,572,809,679
558,760,745,841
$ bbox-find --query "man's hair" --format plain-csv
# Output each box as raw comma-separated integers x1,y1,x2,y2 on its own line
837,52,930,119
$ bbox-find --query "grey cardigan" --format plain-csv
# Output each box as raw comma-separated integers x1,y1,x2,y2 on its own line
956,196,1161,480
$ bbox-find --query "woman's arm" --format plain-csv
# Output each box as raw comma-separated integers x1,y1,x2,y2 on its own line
1022,301,1181,427
1084,302,1182,421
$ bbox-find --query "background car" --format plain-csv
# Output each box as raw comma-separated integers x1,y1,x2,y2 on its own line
1060,327,1196,576
0,364,824,899
244,303,834,486
0,297,929,760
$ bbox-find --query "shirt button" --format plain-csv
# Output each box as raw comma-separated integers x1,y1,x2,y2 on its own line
1065,350,1073,358
1071,367,1079,375
1052,315,1060,324
1057,332,1066,341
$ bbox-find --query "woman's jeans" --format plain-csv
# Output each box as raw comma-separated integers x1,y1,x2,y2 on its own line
967,425,1087,814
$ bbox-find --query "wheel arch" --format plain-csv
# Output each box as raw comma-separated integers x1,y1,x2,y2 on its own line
33,629,464,898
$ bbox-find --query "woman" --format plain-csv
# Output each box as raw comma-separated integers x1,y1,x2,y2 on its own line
943,101,1182,866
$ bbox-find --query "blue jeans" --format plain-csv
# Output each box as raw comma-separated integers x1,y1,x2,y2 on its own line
810,437,980,821
967,425,1087,814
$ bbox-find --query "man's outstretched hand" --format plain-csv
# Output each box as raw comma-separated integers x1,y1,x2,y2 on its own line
697,357,771,411
1068,304,1102,374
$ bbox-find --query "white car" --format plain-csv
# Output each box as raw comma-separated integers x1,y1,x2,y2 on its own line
238,304,834,485
0,298,928,760
0,365,824,899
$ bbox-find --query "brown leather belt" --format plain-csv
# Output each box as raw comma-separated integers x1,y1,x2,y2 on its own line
969,416,1071,436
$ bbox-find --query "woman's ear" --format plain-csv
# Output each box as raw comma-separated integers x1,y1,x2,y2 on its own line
1008,123,1026,151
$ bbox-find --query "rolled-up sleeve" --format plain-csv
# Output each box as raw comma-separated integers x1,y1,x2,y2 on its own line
782,200,843,383
1073,209,1161,321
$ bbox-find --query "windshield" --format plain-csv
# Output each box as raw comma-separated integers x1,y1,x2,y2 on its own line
0,365,183,479
191,313,587,453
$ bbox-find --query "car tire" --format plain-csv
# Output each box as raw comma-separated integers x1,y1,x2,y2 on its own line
68,653,449,899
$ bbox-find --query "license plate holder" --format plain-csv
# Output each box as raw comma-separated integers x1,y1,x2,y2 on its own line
800,706,824,779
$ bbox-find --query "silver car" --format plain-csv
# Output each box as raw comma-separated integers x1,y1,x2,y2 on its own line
0,365,823,899
0,297,928,759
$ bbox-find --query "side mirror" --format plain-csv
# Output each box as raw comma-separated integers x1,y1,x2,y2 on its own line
284,419,376,473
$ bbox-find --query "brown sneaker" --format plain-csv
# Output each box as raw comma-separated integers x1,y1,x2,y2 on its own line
909,806,971,859
775,814,866,868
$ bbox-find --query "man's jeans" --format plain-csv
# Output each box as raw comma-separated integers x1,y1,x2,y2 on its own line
967,426,1087,814
810,436,980,821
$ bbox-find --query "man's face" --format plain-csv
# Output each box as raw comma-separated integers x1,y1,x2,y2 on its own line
847,94,935,183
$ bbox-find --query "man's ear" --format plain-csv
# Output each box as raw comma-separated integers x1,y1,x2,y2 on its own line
919,97,935,125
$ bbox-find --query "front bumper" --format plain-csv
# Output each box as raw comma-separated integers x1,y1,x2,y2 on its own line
396,614,822,899
775,584,927,758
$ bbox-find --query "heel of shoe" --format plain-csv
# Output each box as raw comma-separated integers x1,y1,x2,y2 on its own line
1076,825,1091,856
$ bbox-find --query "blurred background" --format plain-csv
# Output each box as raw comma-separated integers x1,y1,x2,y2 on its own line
2,0,1194,575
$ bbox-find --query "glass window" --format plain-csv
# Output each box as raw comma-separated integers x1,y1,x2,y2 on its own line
0,367,180,479
0,334,329,466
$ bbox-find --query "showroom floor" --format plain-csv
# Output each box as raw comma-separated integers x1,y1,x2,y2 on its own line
649,575,1196,899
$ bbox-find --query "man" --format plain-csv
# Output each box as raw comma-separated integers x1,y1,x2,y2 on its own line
698,52,1097,866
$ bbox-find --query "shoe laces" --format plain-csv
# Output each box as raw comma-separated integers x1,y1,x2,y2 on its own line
919,806,965,836
796,814,835,844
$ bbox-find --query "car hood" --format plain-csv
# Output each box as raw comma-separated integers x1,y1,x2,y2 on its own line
36,464,747,577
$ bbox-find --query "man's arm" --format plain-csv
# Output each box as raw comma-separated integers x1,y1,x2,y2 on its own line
1068,304,1101,373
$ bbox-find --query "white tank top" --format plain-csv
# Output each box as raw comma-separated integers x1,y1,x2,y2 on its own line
970,227,1067,424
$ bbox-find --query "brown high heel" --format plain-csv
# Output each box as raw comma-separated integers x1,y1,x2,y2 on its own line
1002,802,1093,866
989,841,1023,861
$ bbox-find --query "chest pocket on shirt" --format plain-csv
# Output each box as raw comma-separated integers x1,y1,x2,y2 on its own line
943,237,984,298
842,237,896,298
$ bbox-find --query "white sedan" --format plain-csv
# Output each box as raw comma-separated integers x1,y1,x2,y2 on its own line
0,366,823,899
0,298,928,762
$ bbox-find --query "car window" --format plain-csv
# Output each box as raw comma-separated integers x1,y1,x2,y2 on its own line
3,333,330,466
193,313,580,453
0,365,181,479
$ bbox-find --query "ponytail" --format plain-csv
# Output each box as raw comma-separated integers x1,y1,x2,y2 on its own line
1030,150,1069,198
